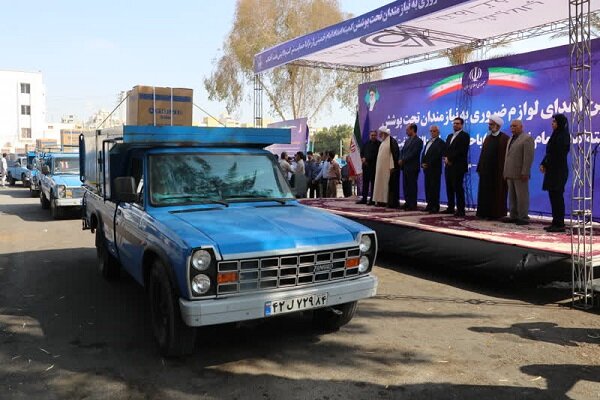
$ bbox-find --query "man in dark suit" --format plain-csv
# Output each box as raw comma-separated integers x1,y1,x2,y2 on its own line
421,125,446,213
442,117,470,216
398,123,423,210
356,130,380,205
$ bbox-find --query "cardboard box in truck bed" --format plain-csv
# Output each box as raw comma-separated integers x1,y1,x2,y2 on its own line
126,86,193,126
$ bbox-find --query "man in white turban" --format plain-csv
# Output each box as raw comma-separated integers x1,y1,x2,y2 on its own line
372,125,400,207
476,113,510,219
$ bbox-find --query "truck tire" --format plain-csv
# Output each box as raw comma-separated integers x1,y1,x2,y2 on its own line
21,173,29,187
148,259,196,357
95,228,120,280
50,197,63,219
40,191,50,209
312,301,358,332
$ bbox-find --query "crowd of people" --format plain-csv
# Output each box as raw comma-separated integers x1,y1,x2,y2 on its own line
278,149,354,199
355,113,570,233
276,112,570,233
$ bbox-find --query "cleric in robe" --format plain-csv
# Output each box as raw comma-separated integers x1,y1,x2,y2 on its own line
476,114,509,220
372,125,400,207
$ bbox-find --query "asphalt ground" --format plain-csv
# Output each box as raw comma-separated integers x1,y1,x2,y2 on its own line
0,186,599,400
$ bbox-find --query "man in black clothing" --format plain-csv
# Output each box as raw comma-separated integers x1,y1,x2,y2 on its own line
356,130,380,205
421,125,446,213
442,117,470,217
398,123,423,210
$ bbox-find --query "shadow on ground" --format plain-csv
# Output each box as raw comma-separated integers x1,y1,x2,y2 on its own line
0,247,597,399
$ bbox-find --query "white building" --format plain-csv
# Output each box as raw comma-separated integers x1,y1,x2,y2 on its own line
0,70,46,154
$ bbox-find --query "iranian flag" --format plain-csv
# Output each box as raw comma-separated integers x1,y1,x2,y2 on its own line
349,112,363,176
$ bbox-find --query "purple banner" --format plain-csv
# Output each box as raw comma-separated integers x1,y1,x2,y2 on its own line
359,39,600,218
266,118,309,157
253,0,470,73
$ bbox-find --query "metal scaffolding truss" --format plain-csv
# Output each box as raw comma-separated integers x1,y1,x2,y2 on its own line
569,0,596,308
253,3,598,308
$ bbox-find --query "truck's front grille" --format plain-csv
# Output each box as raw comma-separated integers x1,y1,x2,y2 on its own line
217,247,361,295
68,187,85,198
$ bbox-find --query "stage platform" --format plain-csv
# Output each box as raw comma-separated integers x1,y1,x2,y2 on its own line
300,198,600,279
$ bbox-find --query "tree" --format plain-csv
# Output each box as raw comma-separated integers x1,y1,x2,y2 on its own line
312,124,352,155
204,0,369,122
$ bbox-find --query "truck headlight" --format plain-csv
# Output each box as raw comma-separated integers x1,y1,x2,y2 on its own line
191,274,211,295
358,256,370,273
57,185,66,198
191,249,212,271
359,235,372,253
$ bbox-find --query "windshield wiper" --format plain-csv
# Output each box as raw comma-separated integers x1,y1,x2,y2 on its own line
224,195,291,204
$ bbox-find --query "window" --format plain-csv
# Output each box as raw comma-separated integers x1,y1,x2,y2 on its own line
20,83,31,94
21,105,31,115
148,153,294,206
21,128,31,139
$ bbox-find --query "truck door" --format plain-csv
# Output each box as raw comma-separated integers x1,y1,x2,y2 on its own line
114,155,146,282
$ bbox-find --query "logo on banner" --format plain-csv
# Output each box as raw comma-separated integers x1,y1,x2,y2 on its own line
428,67,536,100
359,27,437,48
462,66,489,96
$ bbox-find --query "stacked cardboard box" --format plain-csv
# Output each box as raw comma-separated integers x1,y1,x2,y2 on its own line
126,85,193,126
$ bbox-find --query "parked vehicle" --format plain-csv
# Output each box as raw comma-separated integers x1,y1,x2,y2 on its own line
6,153,34,187
80,125,378,356
39,152,84,219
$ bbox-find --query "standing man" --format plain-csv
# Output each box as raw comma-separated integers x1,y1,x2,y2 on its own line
279,151,294,183
341,156,353,197
326,151,341,198
315,152,330,198
356,130,380,205
372,126,399,207
503,120,535,225
398,123,423,210
305,151,320,198
421,125,446,213
0,153,7,188
442,117,470,216
476,114,510,220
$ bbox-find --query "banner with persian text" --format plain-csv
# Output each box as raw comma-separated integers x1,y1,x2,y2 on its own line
359,39,600,217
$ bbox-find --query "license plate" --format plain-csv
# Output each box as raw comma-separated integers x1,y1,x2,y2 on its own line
264,293,328,316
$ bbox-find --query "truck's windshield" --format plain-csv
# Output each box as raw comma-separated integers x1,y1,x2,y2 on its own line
53,158,79,174
148,153,294,206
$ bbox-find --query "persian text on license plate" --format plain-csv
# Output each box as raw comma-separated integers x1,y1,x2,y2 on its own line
264,293,328,316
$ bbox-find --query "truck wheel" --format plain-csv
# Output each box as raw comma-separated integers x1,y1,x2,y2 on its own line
95,228,120,280
40,191,50,209
21,173,29,187
148,259,196,357
50,197,63,219
312,301,358,332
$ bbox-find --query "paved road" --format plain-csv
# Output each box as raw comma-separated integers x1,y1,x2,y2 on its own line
1,186,599,399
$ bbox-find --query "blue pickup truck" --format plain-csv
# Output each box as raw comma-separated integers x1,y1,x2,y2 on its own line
80,125,378,356
6,152,36,187
39,152,84,219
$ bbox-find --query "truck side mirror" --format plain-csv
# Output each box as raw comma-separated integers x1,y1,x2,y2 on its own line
113,176,137,202
42,166,50,175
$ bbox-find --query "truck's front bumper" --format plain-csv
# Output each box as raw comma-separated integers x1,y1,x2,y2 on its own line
55,198,83,207
179,275,378,327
